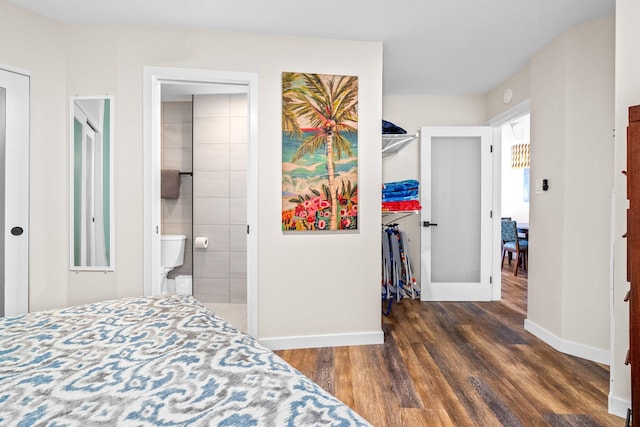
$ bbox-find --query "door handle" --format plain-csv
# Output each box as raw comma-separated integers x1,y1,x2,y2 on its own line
10,226,23,236
422,221,438,227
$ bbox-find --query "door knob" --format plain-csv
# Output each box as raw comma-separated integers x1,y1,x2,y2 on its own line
11,226,23,236
422,221,438,227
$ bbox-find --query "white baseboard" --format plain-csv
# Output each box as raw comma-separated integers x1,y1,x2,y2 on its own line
609,392,631,419
524,319,610,365
259,330,384,351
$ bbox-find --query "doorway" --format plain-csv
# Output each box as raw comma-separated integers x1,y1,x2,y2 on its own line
483,101,532,310
500,113,530,278
0,66,29,317
143,66,258,338
500,114,530,226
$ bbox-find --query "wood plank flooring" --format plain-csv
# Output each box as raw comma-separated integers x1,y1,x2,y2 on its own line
276,269,624,426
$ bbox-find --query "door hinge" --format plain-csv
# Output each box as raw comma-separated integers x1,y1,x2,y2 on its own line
490,145,493,153
490,276,493,284
490,210,493,219
247,225,250,234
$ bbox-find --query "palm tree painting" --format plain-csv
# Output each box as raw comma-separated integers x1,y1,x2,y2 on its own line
282,72,358,231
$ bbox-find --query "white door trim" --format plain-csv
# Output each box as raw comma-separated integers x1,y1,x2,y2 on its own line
143,66,259,338
420,126,494,301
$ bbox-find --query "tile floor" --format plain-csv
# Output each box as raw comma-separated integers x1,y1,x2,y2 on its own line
201,302,247,333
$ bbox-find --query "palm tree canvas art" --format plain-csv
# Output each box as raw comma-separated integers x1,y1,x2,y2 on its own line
282,72,358,231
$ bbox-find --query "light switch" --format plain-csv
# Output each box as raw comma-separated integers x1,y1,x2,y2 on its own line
535,178,543,195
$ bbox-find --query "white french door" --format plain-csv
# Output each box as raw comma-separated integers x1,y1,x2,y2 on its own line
0,67,29,317
420,126,494,301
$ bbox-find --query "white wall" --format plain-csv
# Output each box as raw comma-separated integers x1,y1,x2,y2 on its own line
0,0,384,347
611,0,640,413
381,95,486,284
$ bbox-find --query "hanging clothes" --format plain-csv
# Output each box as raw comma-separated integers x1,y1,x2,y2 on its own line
382,223,419,316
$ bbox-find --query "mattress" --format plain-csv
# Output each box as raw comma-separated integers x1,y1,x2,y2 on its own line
0,293,371,426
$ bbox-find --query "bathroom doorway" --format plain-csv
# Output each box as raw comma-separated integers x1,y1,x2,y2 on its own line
161,89,248,331
144,67,258,337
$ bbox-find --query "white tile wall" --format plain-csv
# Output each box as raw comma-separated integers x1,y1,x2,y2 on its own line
195,278,230,302
229,171,247,197
192,144,230,171
161,101,194,277
229,144,248,170
193,171,230,198
193,117,230,142
161,96,249,303
192,94,248,304
193,94,230,117
193,251,230,278
193,198,230,225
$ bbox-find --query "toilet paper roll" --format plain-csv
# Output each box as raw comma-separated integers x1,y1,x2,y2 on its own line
194,236,208,249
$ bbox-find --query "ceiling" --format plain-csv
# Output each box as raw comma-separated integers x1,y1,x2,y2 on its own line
9,0,615,95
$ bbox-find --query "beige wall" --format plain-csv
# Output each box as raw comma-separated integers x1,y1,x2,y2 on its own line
486,66,530,120
0,0,67,311
526,15,614,354
612,0,640,413
486,14,619,414
0,0,383,345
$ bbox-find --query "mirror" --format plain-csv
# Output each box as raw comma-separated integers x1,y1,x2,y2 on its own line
70,96,114,270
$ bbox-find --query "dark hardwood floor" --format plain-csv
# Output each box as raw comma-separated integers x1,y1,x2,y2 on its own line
276,268,624,426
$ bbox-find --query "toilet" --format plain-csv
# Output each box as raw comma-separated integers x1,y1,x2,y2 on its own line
160,234,187,294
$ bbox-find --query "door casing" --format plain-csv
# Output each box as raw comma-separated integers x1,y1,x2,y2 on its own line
420,126,494,302
143,66,259,338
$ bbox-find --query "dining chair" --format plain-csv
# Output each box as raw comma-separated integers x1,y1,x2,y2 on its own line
501,220,528,276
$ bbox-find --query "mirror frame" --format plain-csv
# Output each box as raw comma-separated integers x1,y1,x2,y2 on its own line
69,96,114,271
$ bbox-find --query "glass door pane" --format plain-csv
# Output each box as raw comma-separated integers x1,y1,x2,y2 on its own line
431,136,481,283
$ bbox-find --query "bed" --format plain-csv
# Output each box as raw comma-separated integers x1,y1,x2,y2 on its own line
0,293,371,426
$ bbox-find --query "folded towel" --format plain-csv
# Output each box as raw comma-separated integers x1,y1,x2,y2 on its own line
382,200,422,211
382,180,420,192
161,169,181,199
382,189,419,199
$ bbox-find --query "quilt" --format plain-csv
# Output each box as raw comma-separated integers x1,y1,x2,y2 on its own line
0,294,371,426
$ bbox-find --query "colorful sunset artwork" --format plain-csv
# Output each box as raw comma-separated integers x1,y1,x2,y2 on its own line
282,72,358,232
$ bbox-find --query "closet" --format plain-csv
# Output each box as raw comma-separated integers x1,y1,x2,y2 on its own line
381,131,420,315
627,104,640,425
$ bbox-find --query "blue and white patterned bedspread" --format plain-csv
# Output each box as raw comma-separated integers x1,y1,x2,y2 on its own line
0,294,371,426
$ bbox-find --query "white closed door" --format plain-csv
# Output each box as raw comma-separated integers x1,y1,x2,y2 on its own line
420,126,493,301
0,67,29,317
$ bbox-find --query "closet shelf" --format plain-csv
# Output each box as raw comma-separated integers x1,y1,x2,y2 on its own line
382,210,420,215
382,132,419,156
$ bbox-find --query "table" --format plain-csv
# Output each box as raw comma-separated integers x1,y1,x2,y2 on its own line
517,222,529,240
